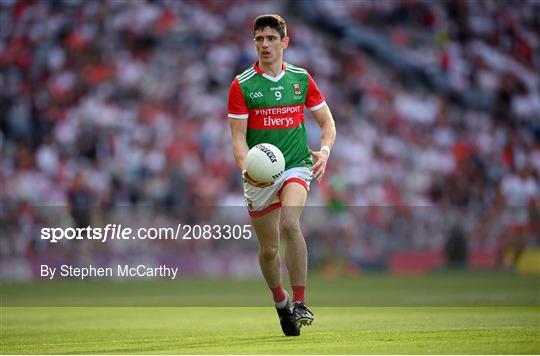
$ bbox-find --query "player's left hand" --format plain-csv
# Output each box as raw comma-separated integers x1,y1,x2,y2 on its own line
310,149,329,183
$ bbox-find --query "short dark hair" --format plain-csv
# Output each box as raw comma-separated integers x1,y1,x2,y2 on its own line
253,14,287,39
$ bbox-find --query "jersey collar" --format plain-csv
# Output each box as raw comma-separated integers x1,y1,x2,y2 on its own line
253,61,286,82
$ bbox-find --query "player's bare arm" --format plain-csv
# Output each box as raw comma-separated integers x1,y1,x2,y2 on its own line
229,118,249,171
229,118,273,188
310,105,336,182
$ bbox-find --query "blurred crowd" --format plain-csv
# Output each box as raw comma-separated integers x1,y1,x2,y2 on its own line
1,0,539,274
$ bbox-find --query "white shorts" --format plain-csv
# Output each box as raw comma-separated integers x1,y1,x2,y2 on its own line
243,167,313,217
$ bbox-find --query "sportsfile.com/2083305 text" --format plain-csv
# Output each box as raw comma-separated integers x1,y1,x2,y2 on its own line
40,224,253,244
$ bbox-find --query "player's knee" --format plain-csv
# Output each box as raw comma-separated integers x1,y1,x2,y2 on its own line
280,218,301,238
259,245,279,261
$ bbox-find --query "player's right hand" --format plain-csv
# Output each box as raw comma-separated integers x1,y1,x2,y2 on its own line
243,170,273,188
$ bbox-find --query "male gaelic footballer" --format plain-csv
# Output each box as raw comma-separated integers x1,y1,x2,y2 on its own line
228,14,336,336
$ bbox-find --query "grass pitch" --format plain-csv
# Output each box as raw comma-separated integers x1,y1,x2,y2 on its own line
1,273,539,354
1,307,538,354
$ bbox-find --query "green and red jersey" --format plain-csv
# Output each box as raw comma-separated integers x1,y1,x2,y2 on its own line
228,61,326,170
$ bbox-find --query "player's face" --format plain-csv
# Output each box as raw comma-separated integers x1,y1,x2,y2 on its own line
254,27,289,66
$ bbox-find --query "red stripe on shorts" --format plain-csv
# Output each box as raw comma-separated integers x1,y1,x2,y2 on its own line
248,202,281,217
277,178,309,199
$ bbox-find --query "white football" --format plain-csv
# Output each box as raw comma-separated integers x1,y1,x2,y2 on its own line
245,143,285,183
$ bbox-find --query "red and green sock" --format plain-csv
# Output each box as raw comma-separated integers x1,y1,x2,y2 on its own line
270,285,287,307
292,285,305,304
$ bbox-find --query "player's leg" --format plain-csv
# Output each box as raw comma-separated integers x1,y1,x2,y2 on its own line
279,182,314,327
250,208,282,291
251,207,300,336
279,183,308,291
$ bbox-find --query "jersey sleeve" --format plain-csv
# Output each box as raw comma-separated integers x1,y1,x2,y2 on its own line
305,73,326,111
228,78,249,119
